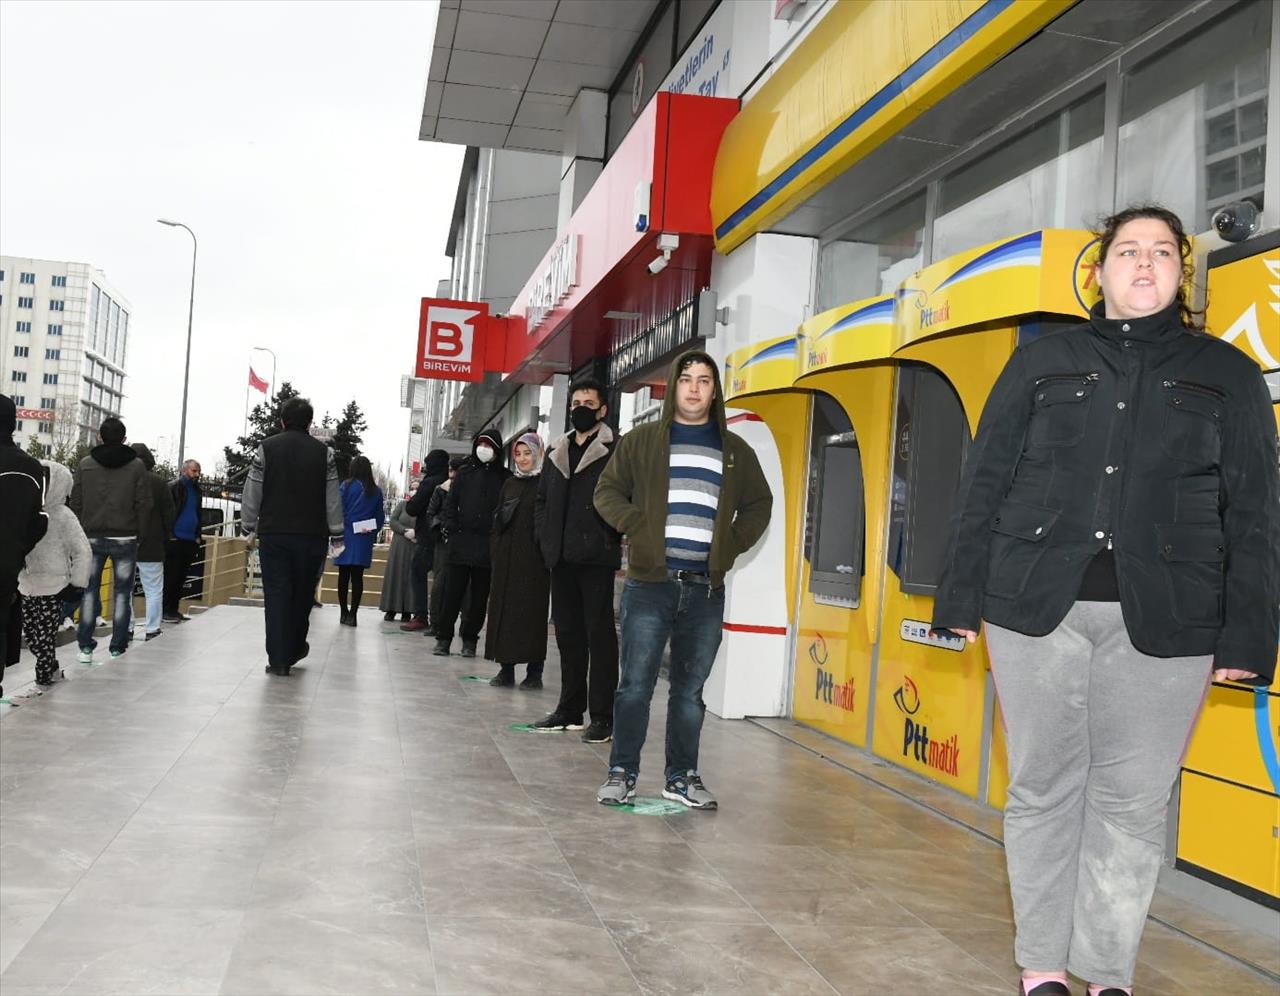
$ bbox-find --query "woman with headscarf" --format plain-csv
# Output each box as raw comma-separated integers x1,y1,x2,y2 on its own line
484,432,550,689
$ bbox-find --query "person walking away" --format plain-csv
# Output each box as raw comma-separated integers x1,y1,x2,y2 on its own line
485,433,549,689
400,449,450,631
163,459,202,622
380,494,417,622
434,429,509,657
930,205,1279,996
594,350,772,810
129,443,175,641
333,455,385,627
241,397,344,676
532,377,622,740
0,394,48,703
19,461,92,692
69,416,152,663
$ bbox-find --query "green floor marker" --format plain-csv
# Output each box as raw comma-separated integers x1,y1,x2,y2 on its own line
619,797,687,816
459,675,488,682
510,722,539,732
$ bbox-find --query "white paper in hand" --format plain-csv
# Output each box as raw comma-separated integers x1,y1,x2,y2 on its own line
353,518,378,534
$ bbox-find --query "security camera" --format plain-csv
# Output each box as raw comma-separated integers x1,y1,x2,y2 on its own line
1212,200,1260,243
646,233,679,276
648,255,669,275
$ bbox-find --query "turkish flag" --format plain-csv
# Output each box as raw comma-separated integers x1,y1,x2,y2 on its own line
248,366,269,393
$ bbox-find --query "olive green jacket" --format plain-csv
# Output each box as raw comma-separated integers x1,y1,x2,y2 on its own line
594,350,773,587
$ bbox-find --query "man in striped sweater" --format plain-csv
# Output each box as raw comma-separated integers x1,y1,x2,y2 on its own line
593,351,773,809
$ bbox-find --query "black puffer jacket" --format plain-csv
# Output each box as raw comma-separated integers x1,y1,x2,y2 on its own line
443,429,511,567
932,300,1279,682
405,448,450,542
535,424,622,570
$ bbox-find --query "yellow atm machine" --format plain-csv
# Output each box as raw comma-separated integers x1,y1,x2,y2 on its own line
1174,229,1280,908
785,297,898,747
869,230,1100,802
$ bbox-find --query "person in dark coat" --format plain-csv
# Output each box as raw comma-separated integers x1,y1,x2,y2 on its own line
380,497,416,622
433,428,509,657
240,397,344,676
532,377,622,740
400,448,450,632
129,442,175,640
0,394,48,702
484,433,549,689
931,205,1279,996
333,456,385,627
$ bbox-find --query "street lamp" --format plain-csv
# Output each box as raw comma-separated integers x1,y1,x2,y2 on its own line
252,345,277,395
157,218,197,466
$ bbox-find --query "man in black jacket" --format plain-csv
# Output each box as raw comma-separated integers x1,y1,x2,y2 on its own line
433,428,508,657
129,443,175,641
1,394,48,700
401,448,450,632
531,378,622,741
69,416,152,661
241,397,344,676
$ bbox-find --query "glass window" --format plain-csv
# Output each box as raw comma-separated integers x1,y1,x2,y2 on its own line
51,275,66,287
887,364,970,593
804,393,865,605
608,2,676,158
38,422,51,435
934,90,1105,262
45,349,60,360
14,345,29,357
47,324,61,335
10,395,23,406
677,0,717,52
49,300,64,312
19,272,34,284
17,297,33,309
16,321,31,333
1119,1,1270,229
43,374,58,385
10,372,26,383
819,191,926,310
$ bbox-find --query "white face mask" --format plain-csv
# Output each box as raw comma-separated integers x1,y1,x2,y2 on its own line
475,445,495,464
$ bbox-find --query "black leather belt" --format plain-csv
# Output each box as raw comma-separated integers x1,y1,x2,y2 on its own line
669,570,711,584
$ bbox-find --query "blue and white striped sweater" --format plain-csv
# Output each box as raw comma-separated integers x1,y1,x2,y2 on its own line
666,421,722,572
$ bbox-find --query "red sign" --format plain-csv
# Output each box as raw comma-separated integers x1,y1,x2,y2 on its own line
15,408,54,422
416,298,489,382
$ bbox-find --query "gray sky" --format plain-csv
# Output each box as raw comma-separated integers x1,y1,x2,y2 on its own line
0,0,461,485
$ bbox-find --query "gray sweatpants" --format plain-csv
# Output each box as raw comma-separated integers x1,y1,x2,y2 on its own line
985,601,1210,986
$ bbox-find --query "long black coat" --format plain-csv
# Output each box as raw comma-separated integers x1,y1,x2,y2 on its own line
932,300,1279,681
485,476,550,665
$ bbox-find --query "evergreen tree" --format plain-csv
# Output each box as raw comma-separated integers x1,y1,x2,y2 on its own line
330,399,367,480
222,381,302,484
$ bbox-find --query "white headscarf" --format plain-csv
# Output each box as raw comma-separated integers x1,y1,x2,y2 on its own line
512,432,544,478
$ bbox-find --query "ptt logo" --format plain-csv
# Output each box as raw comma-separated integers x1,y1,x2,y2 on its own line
806,347,828,368
810,634,854,712
894,677,960,777
1073,238,1102,313
918,300,951,328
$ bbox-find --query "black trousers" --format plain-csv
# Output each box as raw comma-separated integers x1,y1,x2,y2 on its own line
551,563,619,723
163,539,200,614
429,541,451,629
436,562,490,645
258,533,327,670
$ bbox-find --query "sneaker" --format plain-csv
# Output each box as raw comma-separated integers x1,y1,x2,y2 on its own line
399,617,428,632
144,631,161,641
581,720,613,744
489,669,515,687
519,675,542,691
77,648,93,666
109,650,125,659
597,768,637,806
162,612,183,623
431,640,451,657
530,712,585,732
663,771,718,810
460,640,478,658
383,611,396,622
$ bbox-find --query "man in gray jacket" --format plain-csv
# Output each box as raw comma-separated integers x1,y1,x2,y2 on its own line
241,397,344,676
69,417,152,662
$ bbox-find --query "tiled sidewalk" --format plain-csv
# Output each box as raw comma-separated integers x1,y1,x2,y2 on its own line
0,606,1274,995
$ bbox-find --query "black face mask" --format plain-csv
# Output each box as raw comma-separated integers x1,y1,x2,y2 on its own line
570,406,601,433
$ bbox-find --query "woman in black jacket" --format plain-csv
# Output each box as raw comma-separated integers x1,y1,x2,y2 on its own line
484,433,550,689
932,205,1279,996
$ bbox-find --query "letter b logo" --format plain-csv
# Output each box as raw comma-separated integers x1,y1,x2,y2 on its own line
423,306,479,364
430,321,464,357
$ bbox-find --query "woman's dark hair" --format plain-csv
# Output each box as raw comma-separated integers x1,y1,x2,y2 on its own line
1095,204,1203,330
347,455,376,497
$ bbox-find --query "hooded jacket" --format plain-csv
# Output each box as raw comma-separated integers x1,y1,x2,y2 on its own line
443,428,511,567
594,350,773,587
405,448,451,543
70,442,153,540
19,461,93,597
535,421,621,569
931,300,1280,682
0,395,48,583
130,443,177,562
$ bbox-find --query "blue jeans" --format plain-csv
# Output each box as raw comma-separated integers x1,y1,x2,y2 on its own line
609,577,725,781
134,562,164,635
80,538,137,654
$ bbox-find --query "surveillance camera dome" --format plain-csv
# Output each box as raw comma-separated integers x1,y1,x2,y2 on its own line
1212,200,1260,244
647,255,668,275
